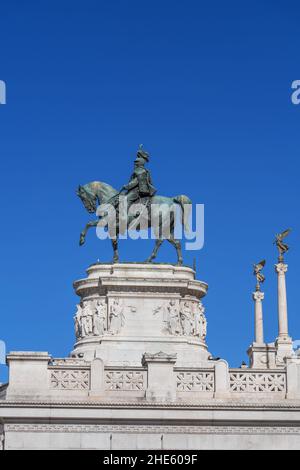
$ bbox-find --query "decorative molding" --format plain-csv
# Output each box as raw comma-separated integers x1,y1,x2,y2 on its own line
176,371,214,392
4,423,300,435
50,370,90,390
229,372,286,393
75,283,206,298
105,371,146,391
2,399,300,410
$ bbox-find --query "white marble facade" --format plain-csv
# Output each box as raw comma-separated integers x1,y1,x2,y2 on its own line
1,262,300,450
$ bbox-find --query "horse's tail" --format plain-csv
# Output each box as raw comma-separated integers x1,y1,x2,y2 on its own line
173,195,192,233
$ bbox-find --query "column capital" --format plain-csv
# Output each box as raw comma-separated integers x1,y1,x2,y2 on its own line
275,263,288,274
253,291,264,301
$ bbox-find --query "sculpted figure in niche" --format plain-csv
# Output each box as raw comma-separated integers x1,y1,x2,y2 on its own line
193,302,207,339
74,303,83,339
199,302,207,339
180,301,193,336
167,300,181,335
81,301,94,337
93,299,107,336
109,299,125,335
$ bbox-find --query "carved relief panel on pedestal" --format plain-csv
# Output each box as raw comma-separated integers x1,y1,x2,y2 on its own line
154,298,207,339
74,298,108,339
108,298,125,335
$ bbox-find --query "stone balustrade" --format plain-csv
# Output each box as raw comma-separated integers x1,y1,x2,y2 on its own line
229,369,286,394
7,352,300,402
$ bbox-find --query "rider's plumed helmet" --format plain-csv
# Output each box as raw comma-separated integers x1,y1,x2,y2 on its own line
136,144,150,162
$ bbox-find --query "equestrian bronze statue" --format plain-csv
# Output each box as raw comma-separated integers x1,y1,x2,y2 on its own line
77,146,192,265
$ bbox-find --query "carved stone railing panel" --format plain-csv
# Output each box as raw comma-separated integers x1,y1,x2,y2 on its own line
105,370,146,391
229,371,286,393
176,371,214,392
50,369,90,390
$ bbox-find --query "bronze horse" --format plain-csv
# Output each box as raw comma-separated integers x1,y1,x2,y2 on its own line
77,181,191,265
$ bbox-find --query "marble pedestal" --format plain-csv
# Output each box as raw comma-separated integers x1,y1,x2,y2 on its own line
247,342,277,369
72,263,210,368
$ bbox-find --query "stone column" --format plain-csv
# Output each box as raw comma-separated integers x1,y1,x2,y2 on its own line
248,290,277,369
275,263,289,339
253,290,264,344
275,263,293,365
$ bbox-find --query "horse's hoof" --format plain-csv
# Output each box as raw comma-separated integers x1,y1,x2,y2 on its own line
145,258,153,263
113,258,119,264
177,259,183,266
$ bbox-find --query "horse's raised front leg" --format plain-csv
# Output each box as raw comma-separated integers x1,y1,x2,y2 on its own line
146,239,164,263
111,238,119,263
79,220,98,246
168,237,183,266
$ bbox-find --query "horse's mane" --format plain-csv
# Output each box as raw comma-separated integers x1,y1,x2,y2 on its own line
87,181,119,203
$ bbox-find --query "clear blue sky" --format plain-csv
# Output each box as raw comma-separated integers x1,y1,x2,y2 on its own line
1,0,299,381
